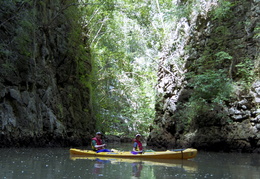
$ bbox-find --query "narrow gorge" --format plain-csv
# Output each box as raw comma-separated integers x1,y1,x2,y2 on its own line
0,0,259,153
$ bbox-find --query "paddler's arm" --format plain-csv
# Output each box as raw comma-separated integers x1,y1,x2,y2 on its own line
133,142,142,152
95,144,106,148
133,142,137,151
92,140,106,149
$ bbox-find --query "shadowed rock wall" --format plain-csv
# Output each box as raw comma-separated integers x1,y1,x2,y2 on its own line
0,0,94,147
148,0,260,152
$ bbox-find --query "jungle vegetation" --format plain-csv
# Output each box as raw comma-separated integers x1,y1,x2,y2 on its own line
0,0,259,137
81,0,258,137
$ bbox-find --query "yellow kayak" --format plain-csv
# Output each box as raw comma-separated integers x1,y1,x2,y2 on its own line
70,148,197,159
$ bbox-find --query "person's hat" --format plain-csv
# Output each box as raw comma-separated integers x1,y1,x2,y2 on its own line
96,132,102,135
136,134,141,137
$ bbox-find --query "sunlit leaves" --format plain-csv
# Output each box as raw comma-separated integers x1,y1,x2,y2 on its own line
80,0,159,136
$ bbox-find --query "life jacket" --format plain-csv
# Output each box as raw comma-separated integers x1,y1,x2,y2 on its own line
92,137,103,150
133,139,143,151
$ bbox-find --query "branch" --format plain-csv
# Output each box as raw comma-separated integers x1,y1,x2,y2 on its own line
92,19,107,47
0,2,26,27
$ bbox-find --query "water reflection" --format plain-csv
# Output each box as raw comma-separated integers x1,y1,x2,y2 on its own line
74,143,199,178
92,158,111,177
70,154,198,178
0,148,259,179
91,158,145,178
132,162,143,178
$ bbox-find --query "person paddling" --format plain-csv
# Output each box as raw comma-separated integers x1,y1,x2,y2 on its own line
132,134,143,154
91,132,111,153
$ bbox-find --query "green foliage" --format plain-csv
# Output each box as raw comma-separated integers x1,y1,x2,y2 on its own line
1,0,257,139
0,0,36,59
14,15,35,57
214,25,231,36
176,0,199,18
1,63,15,76
254,27,260,39
77,0,256,138
215,51,233,63
210,0,235,20
80,0,158,137
186,48,234,127
188,69,232,104
235,58,255,88
174,100,208,133
63,1,92,88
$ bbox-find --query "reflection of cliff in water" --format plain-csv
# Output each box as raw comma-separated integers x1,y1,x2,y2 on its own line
193,152,260,179
70,155,198,173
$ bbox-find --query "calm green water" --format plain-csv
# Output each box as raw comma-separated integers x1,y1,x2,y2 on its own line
0,145,259,179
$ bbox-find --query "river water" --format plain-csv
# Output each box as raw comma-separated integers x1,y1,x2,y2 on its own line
0,144,259,179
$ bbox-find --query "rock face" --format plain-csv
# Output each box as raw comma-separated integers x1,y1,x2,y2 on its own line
0,1,94,147
148,0,260,152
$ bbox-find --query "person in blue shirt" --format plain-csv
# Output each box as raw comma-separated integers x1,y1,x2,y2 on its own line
132,134,143,154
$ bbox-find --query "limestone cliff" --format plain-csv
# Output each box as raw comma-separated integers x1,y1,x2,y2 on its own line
0,0,94,147
147,0,260,152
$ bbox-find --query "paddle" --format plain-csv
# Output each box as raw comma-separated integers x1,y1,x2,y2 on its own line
96,149,112,153
131,150,144,155
111,149,119,153
170,149,186,152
